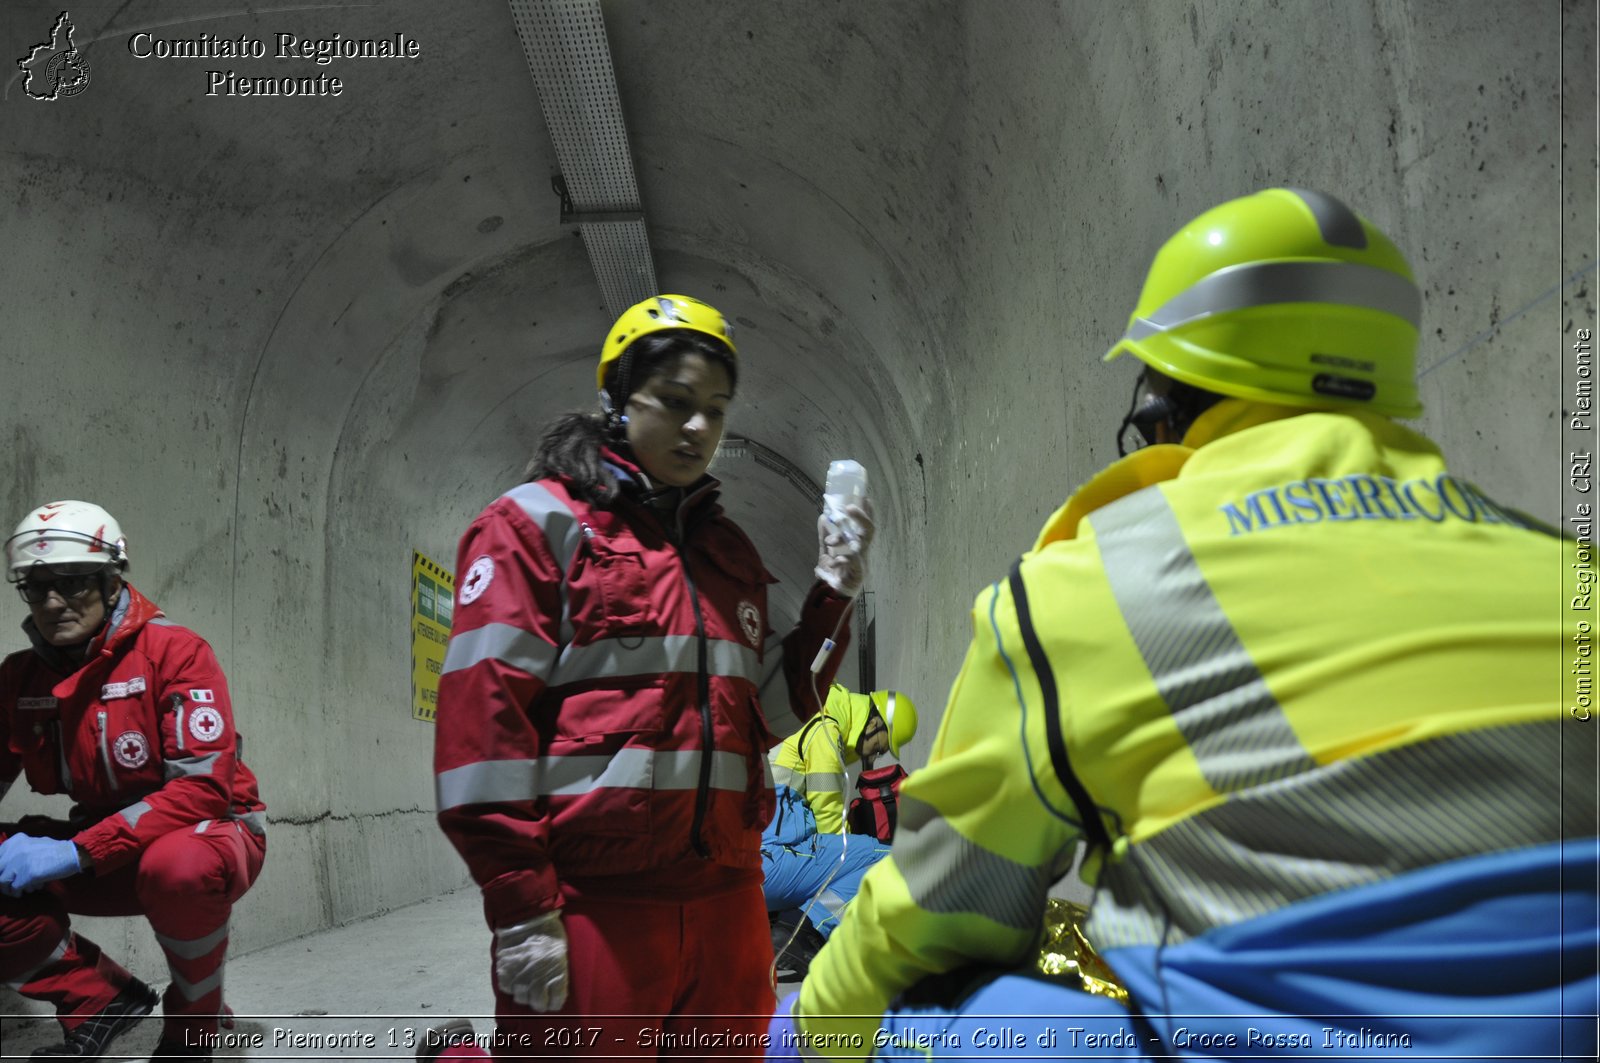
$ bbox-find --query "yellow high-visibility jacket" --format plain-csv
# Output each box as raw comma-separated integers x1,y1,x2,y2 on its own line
796,401,1572,1057
771,684,876,834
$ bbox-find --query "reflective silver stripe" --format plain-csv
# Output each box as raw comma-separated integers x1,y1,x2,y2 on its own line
443,622,558,682
1091,720,1575,949
437,759,538,809
502,482,582,573
194,819,212,833
797,772,843,794
156,921,229,960
167,966,223,1002
437,749,750,810
642,749,748,792
164,752,220,781
119,800,153,828
5,933,70,989
1124,260,1420,343
1286,187,1367,249
773,763,803,791
175,702,186,752
551,634,759,687
229,809,268,836
811,888,848,918
504,481,582,648
894,795,1052,932
1093,487,1317,792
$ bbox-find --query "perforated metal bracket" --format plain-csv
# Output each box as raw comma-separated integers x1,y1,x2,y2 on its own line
511,0,657,318
551,172,643,229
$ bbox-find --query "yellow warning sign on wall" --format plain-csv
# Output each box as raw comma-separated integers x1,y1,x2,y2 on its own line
412,551,454,723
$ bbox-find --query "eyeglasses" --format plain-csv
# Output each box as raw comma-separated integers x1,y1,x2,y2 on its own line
15,573,101,605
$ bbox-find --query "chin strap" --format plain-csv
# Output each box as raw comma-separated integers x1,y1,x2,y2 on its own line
1116,373,1169,456
1116,371,1222,456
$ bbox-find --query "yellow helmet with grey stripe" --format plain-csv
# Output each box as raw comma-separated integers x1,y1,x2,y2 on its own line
1105,188,1423,418
597,294,737,391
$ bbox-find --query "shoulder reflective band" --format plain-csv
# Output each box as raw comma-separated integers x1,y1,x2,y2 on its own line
1123,260,1420,344
501,481,584,645
501,482,583,575
1091,486,1317,793
1007,559,1114,853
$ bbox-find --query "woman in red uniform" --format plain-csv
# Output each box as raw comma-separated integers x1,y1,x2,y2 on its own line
430,294,870,1060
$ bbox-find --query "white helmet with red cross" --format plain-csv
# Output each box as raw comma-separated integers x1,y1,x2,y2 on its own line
5,500,130,580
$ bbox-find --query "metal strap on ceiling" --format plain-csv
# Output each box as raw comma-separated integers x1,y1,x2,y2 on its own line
507,0,656,317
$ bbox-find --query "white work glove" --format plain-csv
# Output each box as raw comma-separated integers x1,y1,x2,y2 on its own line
494,910,569,1012
815,501,875,597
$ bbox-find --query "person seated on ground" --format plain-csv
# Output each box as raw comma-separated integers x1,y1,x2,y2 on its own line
771,685,917,835
763,687,916,967
768,188,1597,1061
0,500,267,1063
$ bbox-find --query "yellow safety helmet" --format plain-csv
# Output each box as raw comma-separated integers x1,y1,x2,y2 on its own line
1104,188,1423,418
874,690,917,757
596,294,737,391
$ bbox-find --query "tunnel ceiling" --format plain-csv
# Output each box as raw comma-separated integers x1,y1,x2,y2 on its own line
1,0,963,634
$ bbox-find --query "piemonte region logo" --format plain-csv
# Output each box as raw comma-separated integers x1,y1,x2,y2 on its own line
17,11,91,101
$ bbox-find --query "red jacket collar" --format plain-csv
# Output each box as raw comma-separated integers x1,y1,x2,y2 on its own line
599,446,722,516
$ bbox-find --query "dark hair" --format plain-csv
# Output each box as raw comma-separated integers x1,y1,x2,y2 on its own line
603,330,738,413
523,331,738,504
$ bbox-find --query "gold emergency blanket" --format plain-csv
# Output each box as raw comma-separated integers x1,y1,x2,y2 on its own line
1036,898,1129,1005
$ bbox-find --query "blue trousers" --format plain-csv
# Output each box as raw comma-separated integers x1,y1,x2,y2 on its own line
762,785,889,937
869,840,1597,1061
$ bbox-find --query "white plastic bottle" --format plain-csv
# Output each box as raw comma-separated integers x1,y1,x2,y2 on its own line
823,459,868,541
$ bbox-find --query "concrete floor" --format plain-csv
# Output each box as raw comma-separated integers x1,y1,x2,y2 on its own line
2,888,798,1060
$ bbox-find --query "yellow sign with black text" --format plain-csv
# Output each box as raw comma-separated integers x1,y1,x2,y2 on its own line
412,551,453,723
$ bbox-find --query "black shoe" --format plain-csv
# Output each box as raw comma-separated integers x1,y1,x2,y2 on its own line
32,977,159,1058
148,1037,212,1061
770,909,827,981
417,1018,477,1061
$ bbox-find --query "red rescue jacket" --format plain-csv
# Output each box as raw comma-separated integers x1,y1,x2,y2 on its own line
434,453,851,928
0,584,266,872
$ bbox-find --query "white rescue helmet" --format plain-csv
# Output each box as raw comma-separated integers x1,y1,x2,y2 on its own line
5,500,130,580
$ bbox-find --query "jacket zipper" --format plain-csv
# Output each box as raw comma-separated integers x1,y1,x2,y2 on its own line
172,693,187,752
52,720,73,789
665,513,716,859
97,710,119,791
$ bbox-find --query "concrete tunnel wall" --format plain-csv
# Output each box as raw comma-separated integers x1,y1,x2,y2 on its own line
0,0,1591,997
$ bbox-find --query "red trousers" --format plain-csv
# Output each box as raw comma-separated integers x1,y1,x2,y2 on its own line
0,818,265,1039
445,881,776,1061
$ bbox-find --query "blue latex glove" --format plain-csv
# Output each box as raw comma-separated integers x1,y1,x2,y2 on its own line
766,991,804,1063
0,834,82,896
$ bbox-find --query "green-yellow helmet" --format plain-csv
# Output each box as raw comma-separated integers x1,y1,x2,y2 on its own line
832,685,920,759
597,294,737,391
1104,188,1423,418
871,689,918,757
